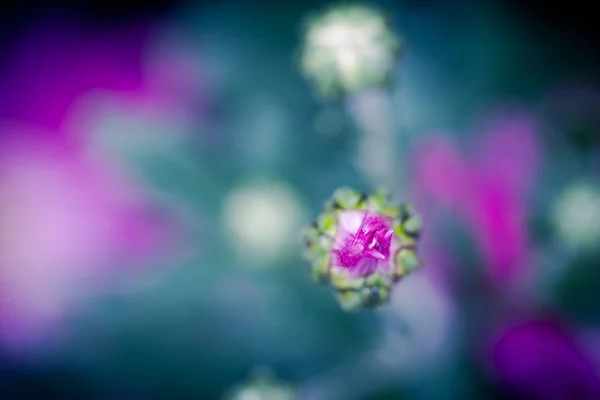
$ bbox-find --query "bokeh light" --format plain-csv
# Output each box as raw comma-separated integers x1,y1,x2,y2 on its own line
223,181,305,266
552,181,600,251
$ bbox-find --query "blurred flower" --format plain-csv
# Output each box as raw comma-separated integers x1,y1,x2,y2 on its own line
412,111,540,283
226,368,297,400
303,187,421,310
0,128,179,349
488,318,600,400
0,19,201,350
552,180,600,252
300,4,401,98
223,181,305,265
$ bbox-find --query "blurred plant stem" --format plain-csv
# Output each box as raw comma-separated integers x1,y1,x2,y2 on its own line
346,88,406,198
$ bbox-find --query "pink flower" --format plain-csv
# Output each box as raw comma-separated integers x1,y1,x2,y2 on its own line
333,211,398,276
412,110,540,284
0,130,180,349
304,188,421,310
0,18,200,351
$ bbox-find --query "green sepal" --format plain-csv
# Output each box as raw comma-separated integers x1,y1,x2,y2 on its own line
364,285,389,308
332,187,362,209
369,189,400,218
399,204,421,237
303,226,321,248
311,248,331,283
393,223,416,246
336,290,364,311
330,270,365,291
395,248,420,278
365,272,393,288
404,214,421,237
317,212,338,237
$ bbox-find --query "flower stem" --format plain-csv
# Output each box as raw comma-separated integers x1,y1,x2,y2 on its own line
346,88,404,196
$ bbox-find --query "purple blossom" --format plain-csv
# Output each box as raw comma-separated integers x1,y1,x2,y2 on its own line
487,319,600,400
0,132,181,349
304,188,421,310
412,110,540,284
0,19,199,350
334,211,397,276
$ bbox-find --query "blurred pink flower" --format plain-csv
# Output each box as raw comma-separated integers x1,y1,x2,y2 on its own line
412,110,540,284
0,19,200,351
487,318,600,400
0,129,178,349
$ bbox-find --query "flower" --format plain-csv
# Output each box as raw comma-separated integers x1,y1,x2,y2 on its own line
0,129,180,349
487,318,600,400
226,369,297,400
0,19,197,349
300,4,401,98
303,187,421,310
412,111,539,284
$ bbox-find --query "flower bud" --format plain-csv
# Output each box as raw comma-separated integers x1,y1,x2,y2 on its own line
304,187,421,310
300,4,401,99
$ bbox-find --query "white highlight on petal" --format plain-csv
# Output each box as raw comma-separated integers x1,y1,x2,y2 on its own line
338,210,367,235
